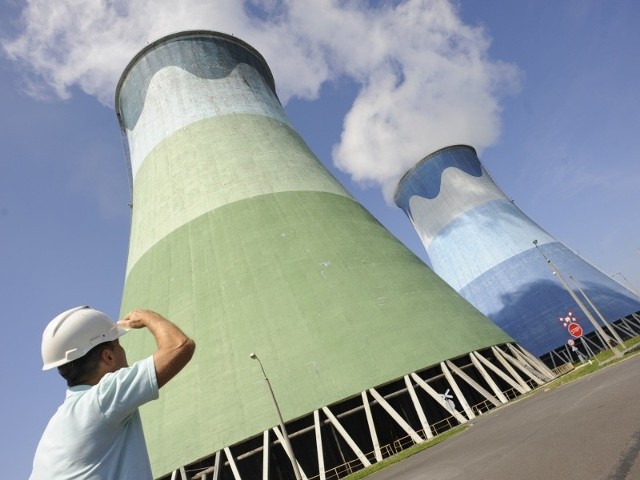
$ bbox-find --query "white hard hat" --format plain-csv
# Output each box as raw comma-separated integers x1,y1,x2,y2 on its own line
41,306,128,371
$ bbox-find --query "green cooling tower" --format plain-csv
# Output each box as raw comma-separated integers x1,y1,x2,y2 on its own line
115,31,552,479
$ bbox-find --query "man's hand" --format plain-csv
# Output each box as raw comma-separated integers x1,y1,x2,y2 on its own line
118,309,164,330
119,309,196,388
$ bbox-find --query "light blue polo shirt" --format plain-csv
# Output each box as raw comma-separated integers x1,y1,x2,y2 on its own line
30,356,159,480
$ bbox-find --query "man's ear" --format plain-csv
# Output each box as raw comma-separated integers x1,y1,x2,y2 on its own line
101,346,115,366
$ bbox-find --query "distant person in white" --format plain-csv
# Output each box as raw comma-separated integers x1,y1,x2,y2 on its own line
30,306,195,479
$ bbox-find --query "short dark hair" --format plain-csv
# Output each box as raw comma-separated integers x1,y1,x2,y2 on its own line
57,340,116,387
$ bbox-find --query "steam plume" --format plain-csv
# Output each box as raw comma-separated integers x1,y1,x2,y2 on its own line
2,0,519,199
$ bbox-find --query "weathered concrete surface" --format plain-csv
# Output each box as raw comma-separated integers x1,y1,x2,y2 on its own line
370,354,640,480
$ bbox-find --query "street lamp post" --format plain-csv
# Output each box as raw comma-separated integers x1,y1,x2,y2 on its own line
569,274,626,349
532,240,621,358
250,353,303,480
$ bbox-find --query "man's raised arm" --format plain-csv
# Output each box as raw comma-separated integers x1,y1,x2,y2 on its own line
119,309,196,388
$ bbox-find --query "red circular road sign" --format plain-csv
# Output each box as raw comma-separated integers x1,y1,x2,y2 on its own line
568,323,583,338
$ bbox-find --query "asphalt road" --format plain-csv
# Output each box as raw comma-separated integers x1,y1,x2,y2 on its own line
369,353,640,480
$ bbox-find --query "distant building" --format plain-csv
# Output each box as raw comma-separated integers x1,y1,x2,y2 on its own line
395,144,640,357
116,34,552,479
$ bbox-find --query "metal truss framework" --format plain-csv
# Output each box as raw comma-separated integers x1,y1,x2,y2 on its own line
165,343,554,480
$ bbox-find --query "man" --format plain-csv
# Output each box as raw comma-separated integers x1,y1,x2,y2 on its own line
30,306,196,479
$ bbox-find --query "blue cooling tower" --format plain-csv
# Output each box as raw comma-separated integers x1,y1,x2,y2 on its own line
394,145,640,356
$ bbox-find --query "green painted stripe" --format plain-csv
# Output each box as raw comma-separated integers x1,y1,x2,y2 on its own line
120,190,511,477
127,114,349,272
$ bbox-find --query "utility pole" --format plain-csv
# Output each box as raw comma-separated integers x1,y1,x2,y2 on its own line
569,275,626,349
533,240,621,358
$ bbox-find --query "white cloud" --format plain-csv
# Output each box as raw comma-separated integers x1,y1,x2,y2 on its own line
1,0,520,200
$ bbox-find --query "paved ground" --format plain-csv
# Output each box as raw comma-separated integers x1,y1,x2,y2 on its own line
369,353,640,480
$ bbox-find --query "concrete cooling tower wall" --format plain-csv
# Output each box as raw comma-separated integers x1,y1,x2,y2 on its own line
116,33,552,479
395,145,640,357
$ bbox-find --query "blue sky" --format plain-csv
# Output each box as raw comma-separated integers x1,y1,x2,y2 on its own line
2,1,639,476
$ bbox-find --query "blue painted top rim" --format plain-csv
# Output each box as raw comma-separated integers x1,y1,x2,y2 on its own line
114,30,276,127
393,144,477,205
